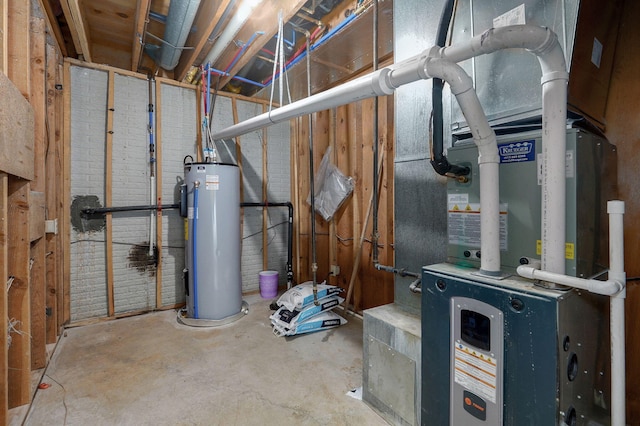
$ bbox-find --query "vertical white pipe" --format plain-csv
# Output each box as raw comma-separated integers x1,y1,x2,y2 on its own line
149,176,156,256
540,75,568,275
425,58,500,274
608,200,626,426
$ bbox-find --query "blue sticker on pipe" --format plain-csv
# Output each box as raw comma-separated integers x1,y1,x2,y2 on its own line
498,139,535,163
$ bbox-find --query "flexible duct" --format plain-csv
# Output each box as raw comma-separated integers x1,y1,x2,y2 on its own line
202,0,263,66
145,0,202,71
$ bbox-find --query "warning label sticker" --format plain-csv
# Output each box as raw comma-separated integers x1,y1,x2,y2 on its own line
206,174,219,190
454,343,497,403
448,202,508,250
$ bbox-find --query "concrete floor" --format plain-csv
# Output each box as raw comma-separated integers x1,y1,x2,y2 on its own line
17,293,388,425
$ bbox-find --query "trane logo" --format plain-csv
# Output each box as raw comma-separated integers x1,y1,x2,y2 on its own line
499,142,533,156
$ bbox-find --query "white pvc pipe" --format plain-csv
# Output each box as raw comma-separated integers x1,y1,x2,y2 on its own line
518,200,626,426
516,265,623,296
425,57,500,274
440,25,569,275
149,176,156,256
608,200,626,426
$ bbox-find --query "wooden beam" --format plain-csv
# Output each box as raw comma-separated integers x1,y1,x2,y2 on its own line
174,0,234,82
1,0,7,74
7,179,31,409
105,71,115,316
29,15,48,370
60,0,92,62
6,0,30,98
45,43,60,344
36,0,68,56
0,172,8,426
131,0,151,71
62,61,71,325
55,61,65,330
216,0,308,89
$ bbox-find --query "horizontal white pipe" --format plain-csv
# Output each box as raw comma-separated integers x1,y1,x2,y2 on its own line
212,68,396,139
425,58,500,274
607,200,626,426
516,265,623,296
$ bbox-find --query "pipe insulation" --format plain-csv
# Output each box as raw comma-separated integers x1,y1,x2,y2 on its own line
145,0,202,70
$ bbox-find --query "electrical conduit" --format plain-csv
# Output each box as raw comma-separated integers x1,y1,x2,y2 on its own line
192,181,200,319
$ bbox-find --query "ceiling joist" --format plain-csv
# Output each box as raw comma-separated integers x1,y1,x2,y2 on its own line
60,0,92,62
214,0,309,89
36,0,68,56
131,0,152,71
174,0,234,82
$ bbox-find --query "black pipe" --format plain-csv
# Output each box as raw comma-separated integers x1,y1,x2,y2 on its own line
372,0,380,265
81,204,180,215
430,0,470,178
241,202,294,289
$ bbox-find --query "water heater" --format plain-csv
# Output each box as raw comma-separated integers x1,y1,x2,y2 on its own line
183,162,243,321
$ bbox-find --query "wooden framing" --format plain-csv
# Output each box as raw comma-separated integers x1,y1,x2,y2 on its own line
174,0,234,82
29,14,47,370
62,61,72,325
131,0,151,71
59,0,92,62
0,173,8,424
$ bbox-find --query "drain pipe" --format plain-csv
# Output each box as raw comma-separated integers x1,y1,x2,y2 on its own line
371,0,380,265
427,56,500,274
148,75,156,257
518,201,626,426
241,202,294,289
192,181,200,319
439,25,569,277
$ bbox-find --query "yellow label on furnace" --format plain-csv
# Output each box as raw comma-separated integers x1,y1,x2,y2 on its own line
536,240,574,259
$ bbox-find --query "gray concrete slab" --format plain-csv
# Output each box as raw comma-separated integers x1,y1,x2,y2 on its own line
22,294,388,426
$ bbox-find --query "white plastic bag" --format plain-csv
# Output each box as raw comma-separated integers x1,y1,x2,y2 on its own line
275,281,343,311
307,147,354,221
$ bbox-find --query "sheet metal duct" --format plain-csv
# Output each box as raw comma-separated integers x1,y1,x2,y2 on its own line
145,0,202,71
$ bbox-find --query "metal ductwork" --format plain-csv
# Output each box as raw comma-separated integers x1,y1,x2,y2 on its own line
145,0,202,71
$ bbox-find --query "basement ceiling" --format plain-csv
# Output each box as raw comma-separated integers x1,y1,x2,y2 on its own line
41,0,393,97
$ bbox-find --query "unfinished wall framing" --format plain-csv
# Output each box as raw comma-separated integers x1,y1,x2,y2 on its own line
66,60,291,322
1,0,65,419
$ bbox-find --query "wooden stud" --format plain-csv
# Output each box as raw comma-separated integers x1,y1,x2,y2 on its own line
1,0,6,74
7,178,31,408
131,0,151,72
45,44,60,344
328,109,337,285
62,61,71,325
6,0,30,98
155,79,163,309
105,71,115,317
0,173,8,425
29,14,47,370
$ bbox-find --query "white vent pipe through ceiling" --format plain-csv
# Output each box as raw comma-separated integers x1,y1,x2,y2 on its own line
212,25,627,425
